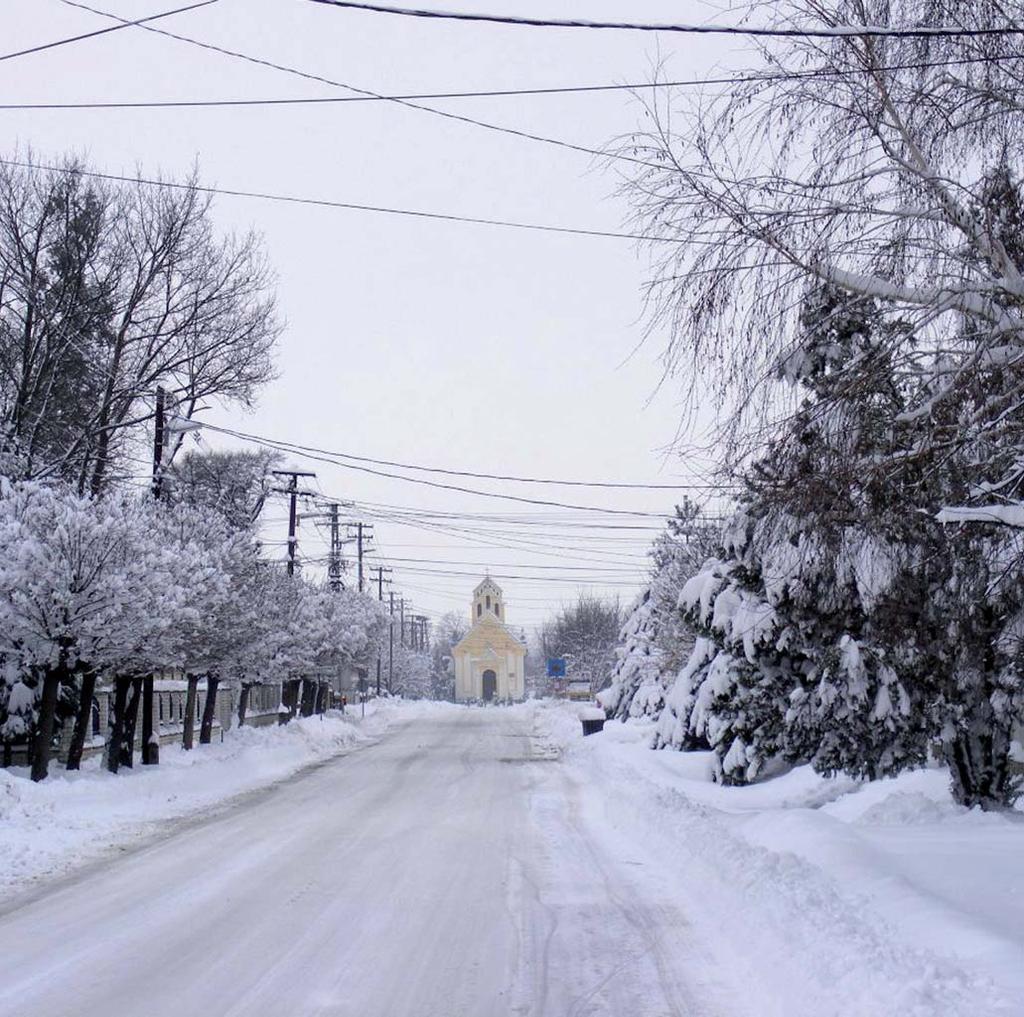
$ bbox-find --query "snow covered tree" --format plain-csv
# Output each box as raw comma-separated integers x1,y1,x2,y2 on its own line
0,666,36,767
429,612,468,700
145,502,259,750
540,593,623,694
391,644,433,700
0,481,170,779
168,448,281,531
625,3,1024,807
0,154,280,494
303,585,388,711
602,503,719,722
653,288,1024,804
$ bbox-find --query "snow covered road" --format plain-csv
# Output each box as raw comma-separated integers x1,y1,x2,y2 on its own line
0,706,730,1017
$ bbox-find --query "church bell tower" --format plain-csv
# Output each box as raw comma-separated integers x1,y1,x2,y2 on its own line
472,577,504,624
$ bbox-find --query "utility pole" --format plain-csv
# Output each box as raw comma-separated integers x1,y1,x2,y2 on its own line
298,501,353,590
369,564,393,602
329,503,342,591
142,387,167,766
415,615,429,652
368,566,392,695
399,598,408,647
348,522,374,593
151,386,166,500
272,470,316,577
388,590,395,693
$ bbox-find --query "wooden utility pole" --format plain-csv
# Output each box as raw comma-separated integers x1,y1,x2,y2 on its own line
415,615,429,652
368,566,392,694
151,386,166,500
298,502,353,590
348,522,374,593
388,590,395,693
329,502,342,591
142,387,167,766
369,564,392,601
272,470,316,576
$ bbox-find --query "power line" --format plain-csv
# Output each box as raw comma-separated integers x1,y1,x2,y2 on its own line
370,556,646,572
204,423,674,517
204,424,718,490
66,0,1022,198
302,557,645,586
0,157,663,244
53,0,694,177
304,1,1024,39
1,54,1014,110
377,564,645,585
0,0,218,63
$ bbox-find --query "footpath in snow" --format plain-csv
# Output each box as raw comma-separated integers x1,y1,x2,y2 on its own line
0,701,413,902
535,700,1024,1017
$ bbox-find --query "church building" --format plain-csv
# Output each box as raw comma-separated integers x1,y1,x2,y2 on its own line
452,578,527,702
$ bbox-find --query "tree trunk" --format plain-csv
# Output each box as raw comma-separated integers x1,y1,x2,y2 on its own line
106,677,130,774
237,684,250,727
141,674,159,765
118,676,143,769
315,682,327,715
199,674,220,745
947,724,1016,810
182,674,199,751
66,667,97,771
300,678,317,717
30,666,62,782
281,678,299,723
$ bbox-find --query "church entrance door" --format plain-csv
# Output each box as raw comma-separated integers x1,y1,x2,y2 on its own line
481,669,497,701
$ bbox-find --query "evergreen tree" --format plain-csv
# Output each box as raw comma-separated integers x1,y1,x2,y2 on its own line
656,291,933,785
603,502,719,722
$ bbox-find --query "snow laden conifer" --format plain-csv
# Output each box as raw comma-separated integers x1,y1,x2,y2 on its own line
602,503,717,722
655,291,933,786
623,1,1024,806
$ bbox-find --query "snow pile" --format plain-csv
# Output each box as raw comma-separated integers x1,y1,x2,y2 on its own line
534,700,1023,1015
0,702,412,900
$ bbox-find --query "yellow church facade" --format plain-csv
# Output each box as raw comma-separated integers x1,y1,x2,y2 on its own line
452,578,527,702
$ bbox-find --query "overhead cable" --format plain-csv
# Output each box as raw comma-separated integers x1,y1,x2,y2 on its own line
0,157,668,244
2,54,1017,110
304,1,1024,39
205,424,721,490
204,424,671,517
0,0,218,63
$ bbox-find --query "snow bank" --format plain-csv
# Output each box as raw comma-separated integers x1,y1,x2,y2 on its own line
534,700,1023,1015
0,700,419,901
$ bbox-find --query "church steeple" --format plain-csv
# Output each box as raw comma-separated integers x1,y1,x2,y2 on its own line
472,576,504,624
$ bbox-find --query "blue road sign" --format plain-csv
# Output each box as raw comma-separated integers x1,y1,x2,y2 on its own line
546,657,567,678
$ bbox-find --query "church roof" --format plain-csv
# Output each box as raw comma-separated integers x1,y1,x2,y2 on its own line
452,612,527,654
474,576,503,595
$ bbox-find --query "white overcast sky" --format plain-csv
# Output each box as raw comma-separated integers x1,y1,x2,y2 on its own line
4,1,752,631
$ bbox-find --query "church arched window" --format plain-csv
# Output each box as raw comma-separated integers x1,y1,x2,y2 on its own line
477,602,482,617
495,603,500,618
486,595,491,609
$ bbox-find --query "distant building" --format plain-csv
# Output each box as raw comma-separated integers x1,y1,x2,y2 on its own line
452,578,527,702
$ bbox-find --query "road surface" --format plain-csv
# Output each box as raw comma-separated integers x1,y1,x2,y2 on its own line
0,707,728,1017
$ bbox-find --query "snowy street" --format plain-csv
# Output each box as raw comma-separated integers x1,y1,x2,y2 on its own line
0,706,732,1017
